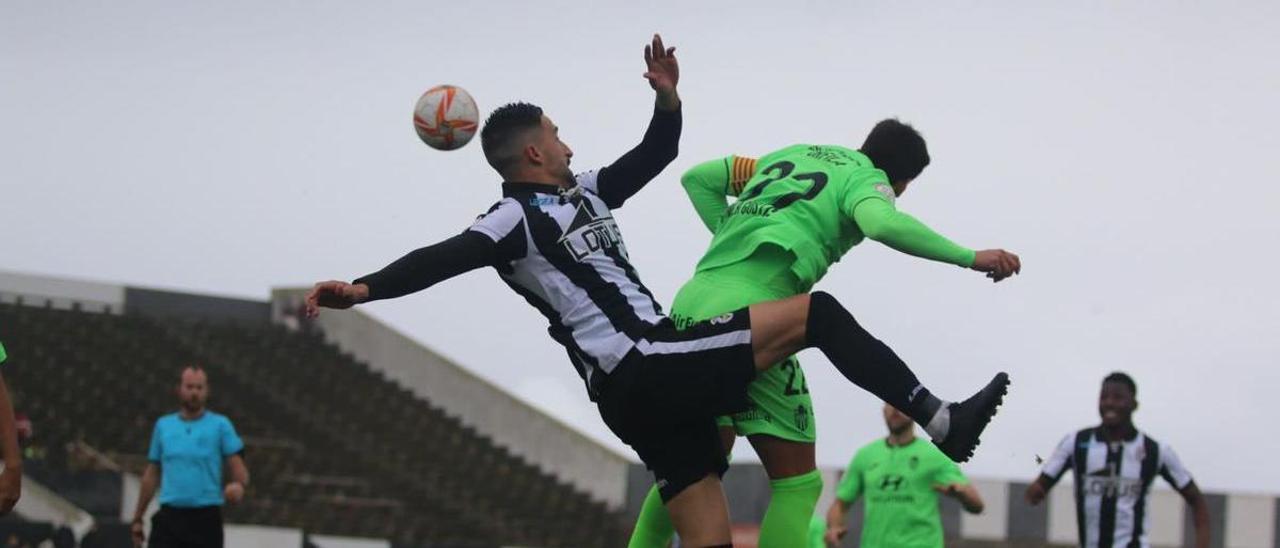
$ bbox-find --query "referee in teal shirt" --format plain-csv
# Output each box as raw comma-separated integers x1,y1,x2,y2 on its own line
131,366,249,548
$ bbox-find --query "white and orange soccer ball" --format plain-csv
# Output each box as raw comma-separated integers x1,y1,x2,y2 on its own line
412,84,479,151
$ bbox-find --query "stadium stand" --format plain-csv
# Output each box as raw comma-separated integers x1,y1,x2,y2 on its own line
4,271,1279,548
0,300,630,547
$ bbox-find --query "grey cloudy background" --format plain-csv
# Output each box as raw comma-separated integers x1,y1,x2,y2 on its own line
4,1,1278,493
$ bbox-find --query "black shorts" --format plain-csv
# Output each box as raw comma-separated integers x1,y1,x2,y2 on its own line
149,505,223,548
596,308,756,502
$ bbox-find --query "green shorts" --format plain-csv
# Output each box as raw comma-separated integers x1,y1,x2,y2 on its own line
669,248,816,444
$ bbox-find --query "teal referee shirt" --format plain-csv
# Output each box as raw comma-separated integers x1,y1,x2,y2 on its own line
147,411,244,508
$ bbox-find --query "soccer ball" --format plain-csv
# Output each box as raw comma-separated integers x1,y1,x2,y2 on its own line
412,85,479,151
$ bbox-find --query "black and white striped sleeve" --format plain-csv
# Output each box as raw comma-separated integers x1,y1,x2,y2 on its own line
1158,442,1194,489
467,199,528,259
1039,433,1076,486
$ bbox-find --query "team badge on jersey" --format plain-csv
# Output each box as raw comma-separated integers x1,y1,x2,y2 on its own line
874,183,897,203
793,404,809,432
558,200,626,262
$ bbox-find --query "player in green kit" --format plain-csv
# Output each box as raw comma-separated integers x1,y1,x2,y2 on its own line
823,404,984,548
627,120,1020,547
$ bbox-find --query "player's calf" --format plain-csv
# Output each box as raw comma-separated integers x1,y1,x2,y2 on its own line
665,474,733,547
747,291,1010,460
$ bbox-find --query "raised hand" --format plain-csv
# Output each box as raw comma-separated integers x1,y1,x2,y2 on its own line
642,33,680,108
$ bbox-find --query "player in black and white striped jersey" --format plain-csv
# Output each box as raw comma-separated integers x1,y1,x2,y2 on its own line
304,34,1012,547
1025,372,1211,548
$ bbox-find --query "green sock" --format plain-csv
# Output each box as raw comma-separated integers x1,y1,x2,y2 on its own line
757,469,823,548
628,484,675,548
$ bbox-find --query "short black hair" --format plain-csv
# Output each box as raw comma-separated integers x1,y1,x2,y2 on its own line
480,102,544,175
1103,371,1137,397
860,119,930,184
178,364,206,382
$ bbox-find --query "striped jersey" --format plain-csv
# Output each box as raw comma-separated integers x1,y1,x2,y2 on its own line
1039,428,1194,548
468,171,664,397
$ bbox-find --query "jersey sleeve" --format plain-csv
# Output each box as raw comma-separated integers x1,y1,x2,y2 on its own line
680,155,758,233
1039,433,1076,486
1158,443,1194,489
932,449,969,486
578,106,682,209
726,155,758,196
0,341,7,365
220,417,245,457
850,198,976,267
575,169,602,195
835,449,866,503
469,200,523,244
147,420,163,463
839,171,896,218
356,202,523,303
470,199,529,263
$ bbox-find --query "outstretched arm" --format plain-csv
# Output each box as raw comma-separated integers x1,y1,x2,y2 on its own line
852,198,975,266
852,199,1021,281
680,156,757,233
305,231,500,316
592,34,683,208
354,232,499,301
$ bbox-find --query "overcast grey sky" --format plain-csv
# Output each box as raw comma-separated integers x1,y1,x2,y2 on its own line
4,1,1278,494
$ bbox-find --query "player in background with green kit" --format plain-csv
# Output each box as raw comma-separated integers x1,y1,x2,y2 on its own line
821,404,984,548
0,341,24,515
627,120,1020,547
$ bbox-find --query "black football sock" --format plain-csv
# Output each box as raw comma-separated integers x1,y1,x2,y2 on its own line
805,291,950,439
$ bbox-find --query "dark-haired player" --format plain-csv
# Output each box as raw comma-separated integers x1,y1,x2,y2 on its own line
306,35,1010,547
629,122,1022,547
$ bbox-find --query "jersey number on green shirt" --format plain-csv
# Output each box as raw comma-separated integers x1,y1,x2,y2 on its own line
733,160,830,216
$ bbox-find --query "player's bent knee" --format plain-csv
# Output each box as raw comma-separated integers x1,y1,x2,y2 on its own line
806,290,869,340
750,435,817,478
749,295,812,369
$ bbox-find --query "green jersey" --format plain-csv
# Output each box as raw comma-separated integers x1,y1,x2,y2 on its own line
836,437,968,548
683,144,975,289
0,341,6,364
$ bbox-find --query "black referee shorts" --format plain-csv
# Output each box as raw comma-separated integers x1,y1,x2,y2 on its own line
597,309,756,502
149,505,223,548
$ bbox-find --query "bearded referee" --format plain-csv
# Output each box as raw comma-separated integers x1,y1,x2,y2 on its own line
131,366,249,548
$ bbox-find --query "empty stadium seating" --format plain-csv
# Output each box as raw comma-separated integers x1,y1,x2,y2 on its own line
1,302,630,547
